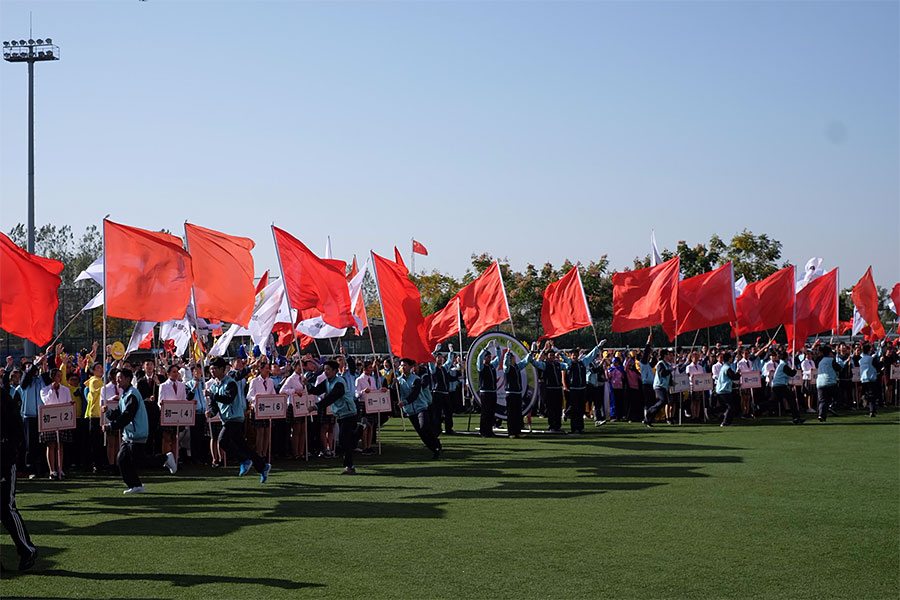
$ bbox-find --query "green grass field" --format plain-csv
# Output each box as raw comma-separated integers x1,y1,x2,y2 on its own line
2,410,898,599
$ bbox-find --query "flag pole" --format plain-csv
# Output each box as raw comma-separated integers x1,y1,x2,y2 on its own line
455,298,467,415
270,225,303,359
410,237,415,275
49,309,88,350
576,268,599,346
102,217,108,381
370,251,406,432
496,261,516,338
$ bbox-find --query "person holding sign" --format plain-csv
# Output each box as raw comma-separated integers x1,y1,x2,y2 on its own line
716,352,742,427
355,360,385,455
206,357,270,482
248,359,276,459
397,358,442,459
685,352,707,422
771,351,803,425
103,368,178,494
39,369,73,480
307,359,364,474
157,365,186,460
280,361,309,460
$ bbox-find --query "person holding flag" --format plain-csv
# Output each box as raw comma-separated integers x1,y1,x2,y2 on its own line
476,343,502,437
715,353,742,427
858,343,882,417
770,351,803,425
531,341,566,433
397,358,442,458
307,359,364,474
559,341,605,434
503,344,533,438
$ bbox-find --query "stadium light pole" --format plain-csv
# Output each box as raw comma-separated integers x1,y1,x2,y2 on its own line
3,37,60,355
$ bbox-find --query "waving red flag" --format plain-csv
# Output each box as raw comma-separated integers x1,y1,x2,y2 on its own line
892,283,900,333
255,270,269,295
412,240,428,256
424,298,461,348
851,267,885,340
612,256,679,339
540,267,592,340
104,220,193,322
372,251,432,363
676,262,737,335
455,261,511,338
393,246,407,272
185,223,256,326
733,266,794,336
0,233,64,346
786,268,838,350
272,226,354,329
347,256,358,282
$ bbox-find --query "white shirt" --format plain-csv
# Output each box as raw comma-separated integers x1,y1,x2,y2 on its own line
712,362,723,380
685,362,705,376
101,382,123,404
280,372,306,399
355,373,378,399
248,375,275,405
41,384,73,406
736,358,753,373
158,378,187,407
762,360,777,382
801,358,815,380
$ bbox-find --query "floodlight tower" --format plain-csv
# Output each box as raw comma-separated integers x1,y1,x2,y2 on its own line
3,37,60,355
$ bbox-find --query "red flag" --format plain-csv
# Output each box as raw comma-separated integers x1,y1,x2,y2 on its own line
612,256,679,339
0,233,64,346
733,266,794,336
255,270,269,295
372,252,432,363
394,246,407,272
424,298,461,348
138,328,154,350
104,220,193,322
347,257,358,282
540,268,592,340
892,283,900,333
272,226,355,329
455,261,511,338
676,263,737,335
838,320,853,334
412,240,428,256
851,267,885,340
786,268,838,350
185,223,256,327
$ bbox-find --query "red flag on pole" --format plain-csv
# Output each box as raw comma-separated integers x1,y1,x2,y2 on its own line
424,298,461,348
0,232,64,346
612,256,679,339
104,220,193,322
393,246,408,272
371,251,432,363
892,283,900,333
347,256,359,282
851,267,886,340
676,262,737,335
272,226,355,330
185,223,256,327
786,268,838,350
733,266,794,336
255,270,269,295
412,240,428,256
540,267,592,340
455,261,511,338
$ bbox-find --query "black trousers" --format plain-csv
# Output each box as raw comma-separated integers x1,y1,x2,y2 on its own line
409,410,441,452
645,388,669,422
861,381,880,413
87,417,106,469
426,396,442,438
218,421,266,473
817,385,839,420
720,391,739,425
545,388,563,430
479,391,497,436
641,383,654,410
433,391,453,434
626,387,643,422
772,386,800,420
338,415,360,468
190,415,209,463
1,464,35,558
587,386,603,419
144,401,161,454
117,441,170,489
22,417,40,476
567,388,586,432
506,392,523,435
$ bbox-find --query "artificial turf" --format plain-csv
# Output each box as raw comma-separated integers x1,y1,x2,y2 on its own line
2,409,898,599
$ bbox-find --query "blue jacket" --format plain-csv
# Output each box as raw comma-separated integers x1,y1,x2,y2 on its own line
653,360,672,390
18,364,49,418
397,372,428,416
858,353,879,383
108,386,148,443
209,375,246,422
716,363,738,395
816,356,844,388
309,375,357,420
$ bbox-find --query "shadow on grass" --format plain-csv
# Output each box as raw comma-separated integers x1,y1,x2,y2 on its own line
409,479,666,499
24,568,324,590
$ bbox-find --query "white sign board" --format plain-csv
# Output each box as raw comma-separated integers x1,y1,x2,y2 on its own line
851,367,860,383
740,370,762,389
365,390,392,414
160,400,196,426
669,373,690,394
291,390,310,418
788,373,803,387
690,373,713,392
39,402,76,433
891,363,900,380
254,394,287,419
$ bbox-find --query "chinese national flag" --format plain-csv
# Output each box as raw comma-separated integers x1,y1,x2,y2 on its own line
372,252,432,363
272,226,355,329
394,246,407,272
540,268,592,340
612,256,679,339
733,266,794,336
455,261,511,338
0,232,64,346
185,223,256,327
424,298,460,348
412,240,428,256
676,262,737,335
851,267,885,340
104,220,193,322
786,268,838,350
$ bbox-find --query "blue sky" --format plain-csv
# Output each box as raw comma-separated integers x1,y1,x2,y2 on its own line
1,0,898,289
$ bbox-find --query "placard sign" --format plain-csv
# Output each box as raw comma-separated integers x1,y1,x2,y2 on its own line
805,367,817,381
740,371,762,389
291,390,309,418
365,390,391,414
891,363,900,380
851,367,860,383
160,400,195,426
254,394,287,419
788,373,803,387
39,402,76,433
690,373,713,392
308,394,333,415
669,373,690,394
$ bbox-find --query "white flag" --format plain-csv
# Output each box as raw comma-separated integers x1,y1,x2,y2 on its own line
650,230,662,267
209,323,239,357
348,257,368,332
734,275,747,297
81,290,104,312
796,257,824,292
852,305,866,337
160,318,192,356
126,321,156,355
295,316,347,340
246,279,287,347
75,255,104,286
324,236,334,260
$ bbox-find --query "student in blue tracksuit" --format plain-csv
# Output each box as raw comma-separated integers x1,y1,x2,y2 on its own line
476,344,502,437
814,346,847,422
397,358,442,458
715,352,742,427
205,357,270,481
503,345,533,438
857,343,882,417
643,348,674,427
770,351,803,425
559,341,605,434
308,359,363,474
103,368,177,494
429,345,458,436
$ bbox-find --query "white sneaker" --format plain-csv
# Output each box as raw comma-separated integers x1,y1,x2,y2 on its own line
164,452,178,474
123,486,147,494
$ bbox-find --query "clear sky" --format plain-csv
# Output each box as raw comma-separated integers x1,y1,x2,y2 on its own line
1,0,898,289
